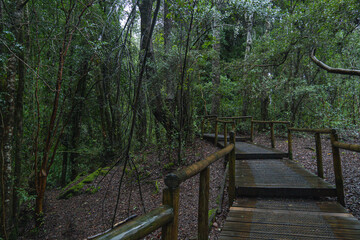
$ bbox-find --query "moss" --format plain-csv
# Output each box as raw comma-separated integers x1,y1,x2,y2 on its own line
208,208,217,219
57,167,109,199
85,186,100,194
208,208,217,227
61,171,87,191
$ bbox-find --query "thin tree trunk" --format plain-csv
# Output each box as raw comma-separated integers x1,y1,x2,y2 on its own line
1,1,27,236
1,55,16,239
211,5,221,116
242,11,254,116
12,13,26,230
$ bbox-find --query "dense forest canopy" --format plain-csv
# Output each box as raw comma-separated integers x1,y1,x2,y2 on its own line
1,0,360,238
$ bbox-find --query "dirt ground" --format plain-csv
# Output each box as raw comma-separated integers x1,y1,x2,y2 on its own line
18,131,360,239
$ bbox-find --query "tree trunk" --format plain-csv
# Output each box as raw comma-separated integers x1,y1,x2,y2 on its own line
244,12,254,60
35,2,93,216
12,12,26,230
1,1,27,236
211,4,221,116
1,55,16,239
137,0,155,143
70,60,89,179
259,96,269,130
242,11,254,116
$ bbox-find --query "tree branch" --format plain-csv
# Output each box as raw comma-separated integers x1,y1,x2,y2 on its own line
310,48,360,77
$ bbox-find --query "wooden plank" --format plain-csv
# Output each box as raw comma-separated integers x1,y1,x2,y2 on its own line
235,187,337,198
235,159,336,198
219,198,360,240
233,199,348,213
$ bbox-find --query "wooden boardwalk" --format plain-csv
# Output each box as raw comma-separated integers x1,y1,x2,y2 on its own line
203,133,360,239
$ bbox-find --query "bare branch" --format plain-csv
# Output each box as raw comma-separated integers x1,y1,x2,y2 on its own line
310,48,360,77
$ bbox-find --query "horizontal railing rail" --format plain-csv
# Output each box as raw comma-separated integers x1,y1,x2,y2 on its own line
288,128,332,134
252,120,290,124
332,141,360,152
94,206,173,240
218,116,252,120
165,143,234,188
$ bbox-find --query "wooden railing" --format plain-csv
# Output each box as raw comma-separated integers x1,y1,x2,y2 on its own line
287,128,346,206
201,115,217,138
214,119,234,146
288,128,333,177
330,130,360,207
95,132,236,240
219,116,253,141
251,120,290,151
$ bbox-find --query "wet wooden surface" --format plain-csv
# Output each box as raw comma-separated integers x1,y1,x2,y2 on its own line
203,133,360,239
235,159,336,198
219,198,360,239
204,133,288,159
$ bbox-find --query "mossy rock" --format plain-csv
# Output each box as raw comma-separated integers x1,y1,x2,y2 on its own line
57,167,110,199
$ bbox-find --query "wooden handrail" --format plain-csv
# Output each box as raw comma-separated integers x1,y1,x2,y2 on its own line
94,136,236,240
93,206,173,240
218,116,252,120
201,116,218,138
287,128,345,206
251,120,290,150
204,115,217,119
252,120,290,124
164,144,234,188
216,120,234,124
163,132,236,240
287,128,334,178
289,128,332,134
332,141,360,152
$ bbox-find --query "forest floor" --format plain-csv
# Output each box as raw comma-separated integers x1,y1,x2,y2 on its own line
19,132,360,239
19,138,228,240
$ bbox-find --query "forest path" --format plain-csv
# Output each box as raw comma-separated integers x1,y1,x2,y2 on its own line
204,133,360,239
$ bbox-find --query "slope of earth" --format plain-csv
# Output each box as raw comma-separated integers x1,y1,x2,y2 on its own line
19,139,229,240
254,130,360,220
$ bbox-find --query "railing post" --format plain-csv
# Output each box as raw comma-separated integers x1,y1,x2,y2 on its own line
270,122,275,148
224,123,228,147
198,167,209,240
315,133,324,178
250,118,254,142
229,131,236,207
288,128,293,160
330,130,345,206
214,119,218,146
162,187,180,240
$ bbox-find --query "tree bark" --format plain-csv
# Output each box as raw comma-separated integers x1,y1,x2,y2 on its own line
12,9,26,230
242,11,254,116
1,55,16,239
1,1,27,236
211,4,221,116
137,0,155,142
70,60,89,180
